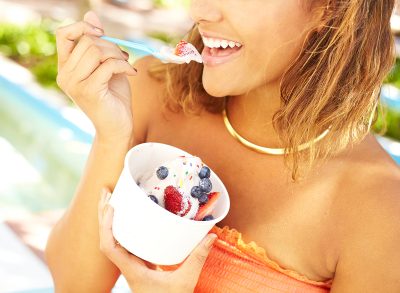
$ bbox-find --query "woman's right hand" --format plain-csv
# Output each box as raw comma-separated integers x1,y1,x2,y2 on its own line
55,11,138,142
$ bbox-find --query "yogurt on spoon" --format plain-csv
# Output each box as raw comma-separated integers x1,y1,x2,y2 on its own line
158,40,203,64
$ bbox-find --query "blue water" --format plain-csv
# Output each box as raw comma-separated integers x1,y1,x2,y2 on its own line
0,38,153,212
381,84,400,111
0,75,92,212
0,38,155,212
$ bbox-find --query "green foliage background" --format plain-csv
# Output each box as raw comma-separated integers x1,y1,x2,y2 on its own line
153,0,190,8
0,19,58,88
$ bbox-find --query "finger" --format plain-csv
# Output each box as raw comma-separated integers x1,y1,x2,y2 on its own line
99,38,130,60
64,35,129,75
99,204,130,264
85,58,137,86
61,35,94,74
56,21,103,67
177,233,217,283
67,42,130,82
99,205,148,276
98,188,111,224
83,11,103,30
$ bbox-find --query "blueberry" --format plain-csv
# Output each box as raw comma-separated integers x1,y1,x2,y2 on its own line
202,215,214,221
156,166,168,180
199,166,211,179
191,186,204,198
198,193,209,204
199,178,212,193
148,195,158,204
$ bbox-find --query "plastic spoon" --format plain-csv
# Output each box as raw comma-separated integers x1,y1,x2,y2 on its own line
100,36,202,64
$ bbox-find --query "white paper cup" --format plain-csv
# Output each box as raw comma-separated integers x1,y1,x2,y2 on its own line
109,142,230,265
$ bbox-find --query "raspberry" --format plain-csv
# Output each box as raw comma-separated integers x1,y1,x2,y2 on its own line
181,200,192,217
164,186,183,215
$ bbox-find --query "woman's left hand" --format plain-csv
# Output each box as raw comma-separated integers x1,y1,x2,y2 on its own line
98,188,217,293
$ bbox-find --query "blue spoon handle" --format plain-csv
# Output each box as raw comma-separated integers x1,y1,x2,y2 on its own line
100,36,157,55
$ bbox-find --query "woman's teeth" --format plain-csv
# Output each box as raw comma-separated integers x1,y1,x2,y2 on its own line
202,37,242,49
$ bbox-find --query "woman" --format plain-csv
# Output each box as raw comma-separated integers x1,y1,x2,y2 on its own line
46,0,400,292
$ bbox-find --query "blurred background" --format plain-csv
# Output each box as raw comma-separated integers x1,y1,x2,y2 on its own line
0,0,399,292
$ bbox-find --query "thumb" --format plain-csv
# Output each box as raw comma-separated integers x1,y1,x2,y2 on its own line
179,233,217,280
83,11,103,30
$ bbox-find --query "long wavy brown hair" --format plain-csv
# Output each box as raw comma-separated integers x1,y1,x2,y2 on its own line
149,0,395,180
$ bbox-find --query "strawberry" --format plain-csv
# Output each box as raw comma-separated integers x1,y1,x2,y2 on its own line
174,40,203,64
164,186,183,215
194,192,220,221
174,40,199,57
174,40,189,56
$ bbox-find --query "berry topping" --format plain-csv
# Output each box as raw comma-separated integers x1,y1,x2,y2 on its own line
181,200,192,217
190,186,204,199
164,186,183,215
148,195,158,204
174,40,189,56
202,215,214,221
198,193,209,204
198,166,211,179
195,192,221,221
156,166,169,180
199,178,212,193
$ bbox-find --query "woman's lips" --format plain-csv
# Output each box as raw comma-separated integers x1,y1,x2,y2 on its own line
201,46,243,67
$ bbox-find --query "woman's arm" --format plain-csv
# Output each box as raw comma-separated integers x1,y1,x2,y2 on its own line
330,173,400,292
46,136,134,292
45,11,146,291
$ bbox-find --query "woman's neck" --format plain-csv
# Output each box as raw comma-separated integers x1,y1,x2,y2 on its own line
226,81,284,148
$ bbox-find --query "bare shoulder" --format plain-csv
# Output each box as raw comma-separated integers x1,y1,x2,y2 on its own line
329,134,400,292
347,134,398,194
332,133,400,224
128,56,166,143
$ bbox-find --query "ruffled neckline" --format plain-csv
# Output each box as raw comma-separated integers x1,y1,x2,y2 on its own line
210,225,333,288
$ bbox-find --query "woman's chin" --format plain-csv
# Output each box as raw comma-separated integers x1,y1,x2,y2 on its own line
203,82,233,98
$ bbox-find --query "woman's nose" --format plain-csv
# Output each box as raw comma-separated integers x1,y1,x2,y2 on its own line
189,0,223,24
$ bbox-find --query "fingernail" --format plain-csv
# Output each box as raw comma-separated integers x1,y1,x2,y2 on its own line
93,27,103,35
205,234,217,248
121,50,129,59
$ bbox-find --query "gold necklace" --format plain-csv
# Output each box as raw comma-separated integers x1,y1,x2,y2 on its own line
222,109,331,155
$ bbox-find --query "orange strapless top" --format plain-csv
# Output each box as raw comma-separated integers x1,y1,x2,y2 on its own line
161,225,333,292
197,225,333,292
159,226,332,293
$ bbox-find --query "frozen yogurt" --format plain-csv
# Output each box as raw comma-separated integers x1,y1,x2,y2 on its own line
137,156,220,221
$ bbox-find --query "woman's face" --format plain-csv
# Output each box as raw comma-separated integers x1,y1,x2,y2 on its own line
190,0,321,97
